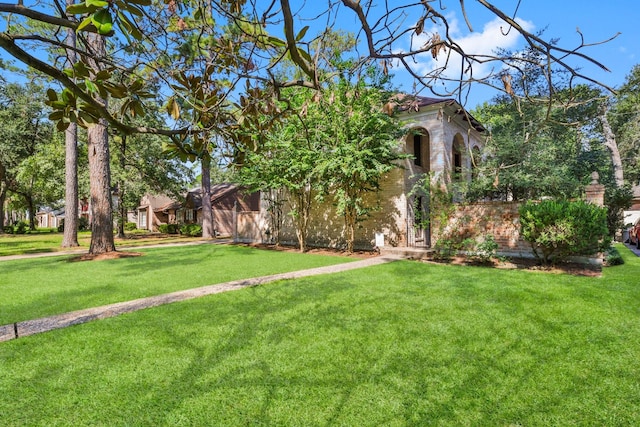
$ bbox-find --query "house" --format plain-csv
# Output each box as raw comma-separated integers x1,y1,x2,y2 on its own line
183,184,261,236
35,199,90,230
247,96,485,250
36,208,65,229
135,193,181,231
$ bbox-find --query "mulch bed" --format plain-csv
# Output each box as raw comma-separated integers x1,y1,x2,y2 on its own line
425,255,602,277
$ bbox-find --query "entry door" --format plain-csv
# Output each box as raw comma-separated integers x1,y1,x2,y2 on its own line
408,196,430,247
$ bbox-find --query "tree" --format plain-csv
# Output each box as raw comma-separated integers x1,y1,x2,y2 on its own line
237,89,323,252
0,82,54,230
316,69,406,252
62,0,80,247
609,64,640,186
469,45,615,202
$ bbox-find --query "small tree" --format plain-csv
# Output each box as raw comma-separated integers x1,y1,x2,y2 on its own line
317,70,406,252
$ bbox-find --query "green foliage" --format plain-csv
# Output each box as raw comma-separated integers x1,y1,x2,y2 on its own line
57,217,90,233
315,68,406,252
467,234,500,264
124,222,137,231
180,223,202,237
5,221,29,235
469,57,613,203
158,223,179,234
519,199,610,265
604,246,624,266
78,217,90,231
604,184,633,236
609,64,640,185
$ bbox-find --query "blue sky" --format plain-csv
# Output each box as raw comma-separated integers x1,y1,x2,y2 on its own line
377,0,639,108
2,1,636,111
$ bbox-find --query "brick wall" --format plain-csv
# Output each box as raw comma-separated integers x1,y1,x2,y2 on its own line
434,201,535,258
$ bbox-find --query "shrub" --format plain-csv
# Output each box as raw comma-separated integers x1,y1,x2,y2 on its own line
57,217,91,232
125,222,137,231
12,221,28,235
604,247,624,266
519,199,610,265
158,223,180,234
180,223,202,237
78,217,90,231
467,234,499,264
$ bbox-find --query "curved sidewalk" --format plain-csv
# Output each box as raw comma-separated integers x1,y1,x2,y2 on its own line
0,254,401,342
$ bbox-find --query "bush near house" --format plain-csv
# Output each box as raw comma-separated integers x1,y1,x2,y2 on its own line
158,223,180,234
519,199,610,265
124,222,137,231
180,223,202,237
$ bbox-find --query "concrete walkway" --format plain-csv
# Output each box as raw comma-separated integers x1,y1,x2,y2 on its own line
0,253,401,342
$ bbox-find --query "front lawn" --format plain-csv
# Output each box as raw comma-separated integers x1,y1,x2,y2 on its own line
0,245,638,425
0,232,205,257
0,244,354,324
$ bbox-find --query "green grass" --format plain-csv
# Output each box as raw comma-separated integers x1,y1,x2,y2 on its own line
0,232,89,256
0,244,353,324
0,232,207,257
0,244,639,425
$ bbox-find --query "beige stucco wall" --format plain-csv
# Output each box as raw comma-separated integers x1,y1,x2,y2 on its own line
273,166,406,250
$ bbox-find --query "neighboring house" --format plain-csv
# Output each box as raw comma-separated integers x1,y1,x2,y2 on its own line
184,184,261,236
136,193,181,231
251,96,485,250
35,199,90,229
36,208,65,229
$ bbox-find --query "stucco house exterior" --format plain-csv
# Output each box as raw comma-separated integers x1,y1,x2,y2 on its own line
242,96,485,250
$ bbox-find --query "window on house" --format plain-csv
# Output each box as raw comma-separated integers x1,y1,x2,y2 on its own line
413,134,422,166
139,210,147,229
186,209,194,221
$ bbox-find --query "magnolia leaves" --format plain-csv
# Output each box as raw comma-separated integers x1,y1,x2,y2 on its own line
46,66,152,131
67,0,150,38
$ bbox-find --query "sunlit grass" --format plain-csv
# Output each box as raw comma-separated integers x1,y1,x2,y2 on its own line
0,244,638,425
0,244,354,324
0,231,209,257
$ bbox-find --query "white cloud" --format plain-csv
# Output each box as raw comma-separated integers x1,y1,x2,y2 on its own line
410,13,535,83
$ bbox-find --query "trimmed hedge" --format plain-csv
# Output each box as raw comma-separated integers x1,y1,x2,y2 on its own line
519,199,610,265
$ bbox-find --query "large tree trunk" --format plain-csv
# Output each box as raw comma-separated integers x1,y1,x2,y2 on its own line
292,187,311,252
600,107,624,187
87,117,116,254
26,194,36,230
201,157,214,239
62,121,79,246
87,32,115,254
62,5,79,247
